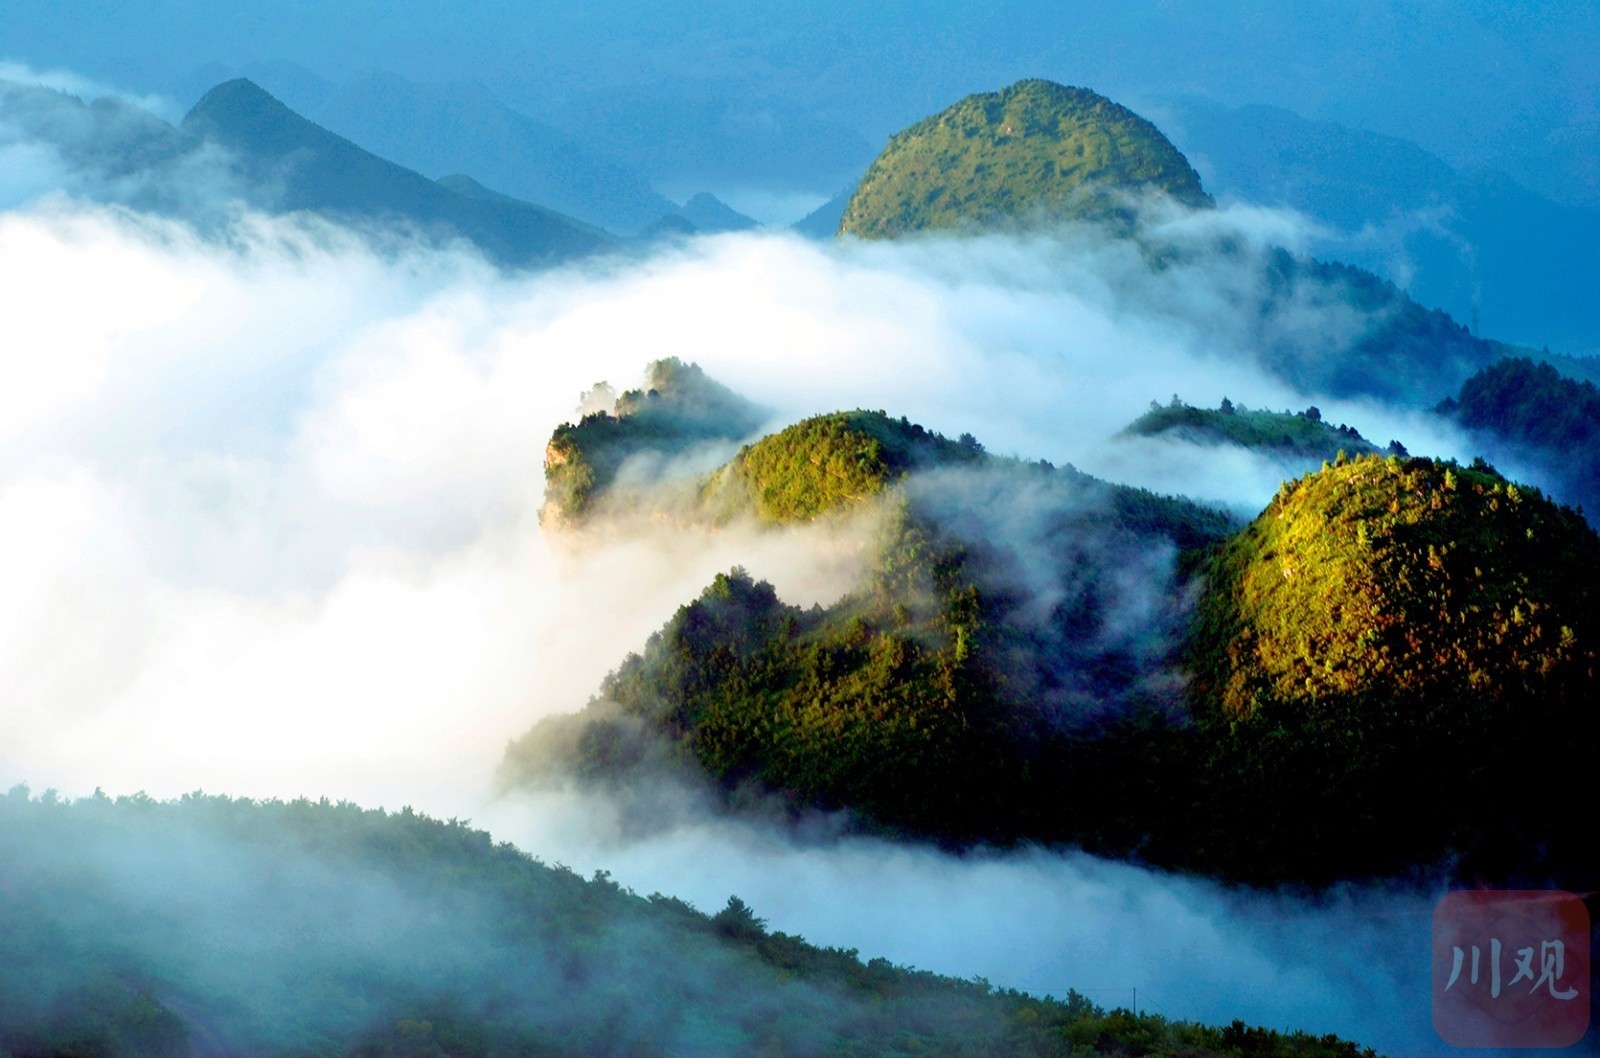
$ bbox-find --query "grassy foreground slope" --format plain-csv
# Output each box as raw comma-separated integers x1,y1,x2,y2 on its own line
839,79,1211,238
0,789,1379,1057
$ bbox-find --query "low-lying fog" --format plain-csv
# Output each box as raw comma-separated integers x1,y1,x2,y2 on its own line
0,131,1518,1054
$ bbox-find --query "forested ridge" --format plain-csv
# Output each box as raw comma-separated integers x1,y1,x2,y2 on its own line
0,788,1380,1058
516,371,1600,889
1438,355,1600,517
1121,397,1388,461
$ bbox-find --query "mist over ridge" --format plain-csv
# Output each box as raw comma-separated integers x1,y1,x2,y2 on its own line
5,40,1600,1054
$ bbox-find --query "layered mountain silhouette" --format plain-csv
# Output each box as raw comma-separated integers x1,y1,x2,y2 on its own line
234,67,680,235
1169,98,1600,354
674,191,759,233
181,79,606,265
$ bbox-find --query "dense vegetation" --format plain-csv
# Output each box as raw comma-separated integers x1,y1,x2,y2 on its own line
541,358,767,526
520,384,1600,888
838,79,1211,238
1438,355,1600,516
511,408,1241,852
700,410,985,522
1121,397,1389,461
1185,453,1600,883
1241,250,1510,402
831,77,1510,405
0,788,1380,1057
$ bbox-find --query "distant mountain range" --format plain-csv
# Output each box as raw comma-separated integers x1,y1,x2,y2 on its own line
1,74,773,263
1166,98,1600,355
184,63,680,235
181,79,608,265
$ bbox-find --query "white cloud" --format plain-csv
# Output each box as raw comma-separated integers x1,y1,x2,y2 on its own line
0,194,1494,1057
0,59,179,120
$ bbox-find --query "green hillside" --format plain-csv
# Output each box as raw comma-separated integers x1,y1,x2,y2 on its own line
1121,398,1388,461
520,372,1600,886
541,358,767,527
1249,251,1511,402
1185,454,1600,882
828,80,1510,405
0,790,1379,1058
1438,355,1600,515
839,79,1211,238
700,410,985,522
512,407,1238,848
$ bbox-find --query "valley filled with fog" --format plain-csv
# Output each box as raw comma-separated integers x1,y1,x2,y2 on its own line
3,9,1597,1053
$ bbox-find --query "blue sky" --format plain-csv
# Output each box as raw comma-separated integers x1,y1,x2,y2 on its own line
4,0,1597,208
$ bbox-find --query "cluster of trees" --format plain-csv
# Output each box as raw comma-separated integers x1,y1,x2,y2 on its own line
529,361,1600,887
1122,397,1387,461
1438,355,1600,516
520,399,1600,887
0,788,1378,1057
541,358,765,526
510,410,1243,857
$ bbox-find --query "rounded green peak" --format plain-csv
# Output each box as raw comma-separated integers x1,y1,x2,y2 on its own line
1185,453,1600,879
709,410,982,523
840,79,1211,238
1190,454,1600,724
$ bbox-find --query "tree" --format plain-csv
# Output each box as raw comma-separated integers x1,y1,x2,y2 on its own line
712,895,768,942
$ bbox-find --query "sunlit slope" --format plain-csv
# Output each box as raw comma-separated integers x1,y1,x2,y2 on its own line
1187,454,1600,882
513,405,1237,845
519,372,1600,886
699,410,984,521
0,791,1381,1058
541,358,767,527
839,79,1211,238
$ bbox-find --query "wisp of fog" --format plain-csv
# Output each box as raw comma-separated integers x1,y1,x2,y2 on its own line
0,136,1514,1054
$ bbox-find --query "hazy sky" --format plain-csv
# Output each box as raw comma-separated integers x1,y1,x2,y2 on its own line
3,1,1597,207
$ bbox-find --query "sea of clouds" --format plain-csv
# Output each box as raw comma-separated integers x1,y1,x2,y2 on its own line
0,76,1542,1053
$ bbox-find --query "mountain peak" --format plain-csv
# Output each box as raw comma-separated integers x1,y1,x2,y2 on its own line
181,77,347,159
177,78,604,266
184,77,287,125
840,77,1210,238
